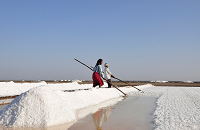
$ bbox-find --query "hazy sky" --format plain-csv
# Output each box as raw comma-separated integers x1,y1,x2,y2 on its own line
0,1,199,81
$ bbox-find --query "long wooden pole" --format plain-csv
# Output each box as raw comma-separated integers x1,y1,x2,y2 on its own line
113,77,142,92
74,58,127,96
90,63,142,92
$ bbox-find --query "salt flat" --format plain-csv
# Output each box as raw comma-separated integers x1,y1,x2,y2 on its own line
0,83,150,128
132,87,200,130
0,82,200,129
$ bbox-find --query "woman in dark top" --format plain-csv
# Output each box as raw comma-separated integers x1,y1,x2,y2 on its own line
92,59,104,88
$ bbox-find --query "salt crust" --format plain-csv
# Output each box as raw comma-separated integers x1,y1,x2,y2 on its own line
0,83,151,128
0,87,75,127
133,87,200,130
0,81,104,97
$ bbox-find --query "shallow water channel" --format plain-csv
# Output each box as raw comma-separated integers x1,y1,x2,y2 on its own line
69,96,156,130
0,96,157,130
0,105,7,111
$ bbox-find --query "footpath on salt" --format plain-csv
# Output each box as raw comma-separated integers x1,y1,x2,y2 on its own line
1,82,200,130
0,81,98,97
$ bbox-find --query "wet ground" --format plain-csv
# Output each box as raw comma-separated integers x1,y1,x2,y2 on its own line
0,96,157,130
69,96,157,130
0,105,7,111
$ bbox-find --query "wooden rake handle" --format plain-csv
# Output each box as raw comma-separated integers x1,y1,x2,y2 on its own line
74,58,127,96
113,77,142,91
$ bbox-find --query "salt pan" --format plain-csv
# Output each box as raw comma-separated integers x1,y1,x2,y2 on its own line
0,83,151,128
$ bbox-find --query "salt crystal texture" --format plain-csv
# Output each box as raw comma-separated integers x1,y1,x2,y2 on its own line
0,87,75,127
0,82,151,128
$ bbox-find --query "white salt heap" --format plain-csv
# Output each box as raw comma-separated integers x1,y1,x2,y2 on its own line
0,83,150,128
0,87,76,127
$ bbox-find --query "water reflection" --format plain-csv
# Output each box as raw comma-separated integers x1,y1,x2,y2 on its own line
92,109,104,130
0,97,123,130
92,107,112,130
104,107,111,122
70,96,156,130
0,96,156,130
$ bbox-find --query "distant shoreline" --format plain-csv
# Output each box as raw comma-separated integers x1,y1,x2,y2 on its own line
0,80,200,87
80,81,200,87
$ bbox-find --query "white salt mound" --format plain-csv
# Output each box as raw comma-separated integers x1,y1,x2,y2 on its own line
0,87,76,128
0,83,152,128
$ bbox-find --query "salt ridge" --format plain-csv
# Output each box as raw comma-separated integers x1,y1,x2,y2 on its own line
0,81,107,97
0,83,151,128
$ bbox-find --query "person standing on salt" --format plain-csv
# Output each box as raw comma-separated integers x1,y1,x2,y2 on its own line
92,59,104,88
104,63,115,88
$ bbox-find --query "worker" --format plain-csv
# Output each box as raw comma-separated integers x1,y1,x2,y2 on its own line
104,63,115,88
92,59,104,88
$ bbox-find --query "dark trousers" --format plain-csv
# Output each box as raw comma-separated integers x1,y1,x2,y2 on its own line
107,79,112,88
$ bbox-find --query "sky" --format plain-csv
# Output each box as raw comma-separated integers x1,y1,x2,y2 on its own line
0,0,200,81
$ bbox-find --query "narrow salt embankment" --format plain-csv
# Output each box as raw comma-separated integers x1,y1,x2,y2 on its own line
0,83,151,128
0,81,100,97
0,81,47,97
0,81,151,105
54,84,152,111
0,99,13,105
0,81,106,105
132,87,200,130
